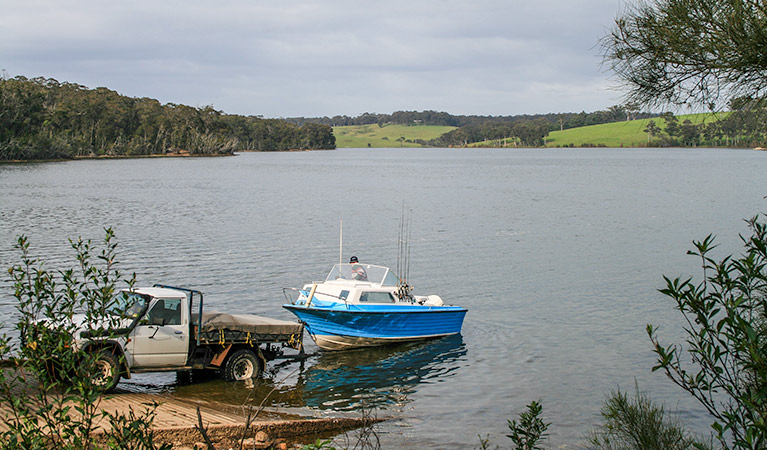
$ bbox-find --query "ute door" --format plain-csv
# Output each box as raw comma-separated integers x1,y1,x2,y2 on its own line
130,298,189,367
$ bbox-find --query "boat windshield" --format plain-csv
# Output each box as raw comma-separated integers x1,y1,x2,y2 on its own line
325,264,399,286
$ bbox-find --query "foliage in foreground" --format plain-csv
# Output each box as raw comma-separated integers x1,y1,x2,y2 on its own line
489,389,706,450
602,0,767,111
487,212,767,449
649,215,767,449
506,400,550,450
586,385,710,450
0,229,168,449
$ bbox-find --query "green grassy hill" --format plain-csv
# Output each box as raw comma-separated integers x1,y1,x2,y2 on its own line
545,113,726,148
333,124,457,148
332,113,728,149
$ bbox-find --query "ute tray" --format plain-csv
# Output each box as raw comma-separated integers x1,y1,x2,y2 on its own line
196,312,303,346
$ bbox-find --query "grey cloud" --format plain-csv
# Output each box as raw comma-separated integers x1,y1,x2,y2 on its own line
1,0,624,117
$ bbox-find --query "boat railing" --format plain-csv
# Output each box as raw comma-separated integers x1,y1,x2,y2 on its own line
282,287,350,307
282,287,300,304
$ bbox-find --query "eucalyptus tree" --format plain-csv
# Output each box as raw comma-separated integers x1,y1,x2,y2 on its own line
644,120,660,143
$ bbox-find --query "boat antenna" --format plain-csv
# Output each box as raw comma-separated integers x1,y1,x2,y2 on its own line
339,218,343,266
406,214,412,285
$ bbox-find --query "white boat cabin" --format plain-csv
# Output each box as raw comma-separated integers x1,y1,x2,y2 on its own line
300,263,444,306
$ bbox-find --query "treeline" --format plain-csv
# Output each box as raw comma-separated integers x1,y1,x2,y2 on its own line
426,120,551,147
286,104,658,131
0,76,335,160
645,102,767,147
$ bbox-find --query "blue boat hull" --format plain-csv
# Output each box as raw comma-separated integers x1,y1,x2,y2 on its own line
283,303,467,350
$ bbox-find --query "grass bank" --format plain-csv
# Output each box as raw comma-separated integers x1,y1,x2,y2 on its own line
545,113,727,148
333,124,457,148
332,113,729,149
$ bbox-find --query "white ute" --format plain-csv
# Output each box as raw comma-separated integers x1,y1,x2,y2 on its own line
66,285,303,392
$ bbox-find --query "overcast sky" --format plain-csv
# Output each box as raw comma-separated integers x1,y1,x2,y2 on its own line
2,0,628,118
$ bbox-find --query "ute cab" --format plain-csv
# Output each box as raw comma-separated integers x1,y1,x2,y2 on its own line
112,287,191,368
72,286,192,370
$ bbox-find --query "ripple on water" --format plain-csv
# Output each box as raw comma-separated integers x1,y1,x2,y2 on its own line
1,148,764,447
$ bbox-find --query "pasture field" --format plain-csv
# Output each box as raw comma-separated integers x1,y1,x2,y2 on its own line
332,113,728,149
545,113,727,148
333,124,457,148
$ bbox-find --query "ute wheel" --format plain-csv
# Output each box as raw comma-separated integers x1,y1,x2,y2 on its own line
91,350,121,393
223,349,262,381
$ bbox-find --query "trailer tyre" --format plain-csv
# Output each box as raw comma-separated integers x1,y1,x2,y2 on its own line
223,349,262,381
91,350,121,393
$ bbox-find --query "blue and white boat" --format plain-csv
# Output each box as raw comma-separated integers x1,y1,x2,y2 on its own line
283,263,467,351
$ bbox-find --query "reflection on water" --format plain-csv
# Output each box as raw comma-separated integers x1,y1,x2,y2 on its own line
148,335,466,418
297,335,467,411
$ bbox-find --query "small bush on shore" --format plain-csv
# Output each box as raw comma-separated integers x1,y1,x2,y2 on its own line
0,229,168,450
585,385,711,450
507,400,550,450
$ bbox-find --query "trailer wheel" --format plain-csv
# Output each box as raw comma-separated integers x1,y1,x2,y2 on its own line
91,350,121,393
223,349,262,381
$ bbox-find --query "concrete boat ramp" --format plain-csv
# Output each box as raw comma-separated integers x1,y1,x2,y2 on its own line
2,391,381,449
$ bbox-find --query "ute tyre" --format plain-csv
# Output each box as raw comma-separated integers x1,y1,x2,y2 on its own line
92,350,121,393
223,349,262,381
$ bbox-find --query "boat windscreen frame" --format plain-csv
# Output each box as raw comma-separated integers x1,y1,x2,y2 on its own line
325,264,400,286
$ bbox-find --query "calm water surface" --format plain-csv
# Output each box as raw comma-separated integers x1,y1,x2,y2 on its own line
1,147,766,448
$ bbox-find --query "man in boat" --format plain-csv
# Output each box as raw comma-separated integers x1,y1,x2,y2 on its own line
350,256,368,281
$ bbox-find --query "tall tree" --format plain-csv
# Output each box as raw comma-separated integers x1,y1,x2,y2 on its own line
601,0,767,110
644,120,660,143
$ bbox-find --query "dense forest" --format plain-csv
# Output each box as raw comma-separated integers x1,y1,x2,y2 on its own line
286,104,657,131
0,76,335,160
426,120,552,147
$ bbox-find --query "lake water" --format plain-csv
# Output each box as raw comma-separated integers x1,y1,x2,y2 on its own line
1,147,766,448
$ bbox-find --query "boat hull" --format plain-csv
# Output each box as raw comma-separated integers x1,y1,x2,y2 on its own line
283,303,467,351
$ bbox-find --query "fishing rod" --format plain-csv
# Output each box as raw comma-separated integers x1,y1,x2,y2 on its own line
396,203,414,300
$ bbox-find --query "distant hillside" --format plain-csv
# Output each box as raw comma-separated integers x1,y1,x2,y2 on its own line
546,118,660,147
334,112,760,149
334,124,457,148
328,108,767,149
545,113,728,148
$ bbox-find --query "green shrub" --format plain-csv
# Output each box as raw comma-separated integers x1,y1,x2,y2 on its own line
0,229,168,449
649,215,767,449
585,385,710,450
507,400,550,450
